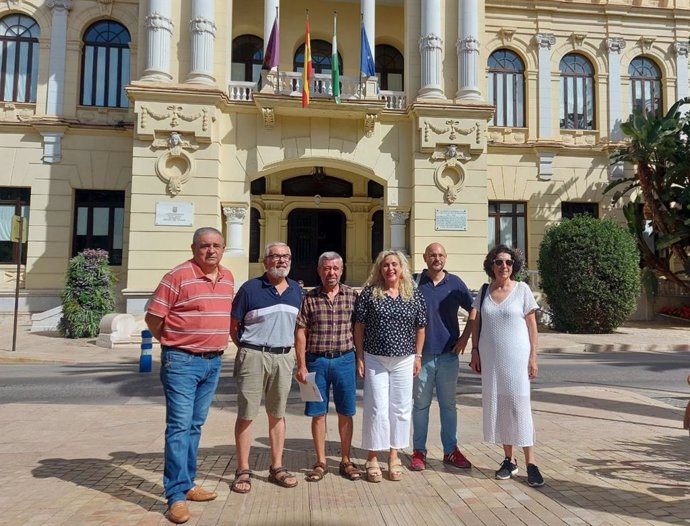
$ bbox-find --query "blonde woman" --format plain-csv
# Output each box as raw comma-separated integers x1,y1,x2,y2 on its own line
354,250,427,482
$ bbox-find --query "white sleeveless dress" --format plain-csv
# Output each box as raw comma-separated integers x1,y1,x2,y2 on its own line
472,281,539,447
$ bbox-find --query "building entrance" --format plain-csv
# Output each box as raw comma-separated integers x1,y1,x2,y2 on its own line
287,208,346,286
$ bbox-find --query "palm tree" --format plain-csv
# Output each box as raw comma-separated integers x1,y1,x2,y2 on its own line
607,97,690,293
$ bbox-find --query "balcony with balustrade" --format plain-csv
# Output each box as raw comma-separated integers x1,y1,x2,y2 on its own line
228,70,406,110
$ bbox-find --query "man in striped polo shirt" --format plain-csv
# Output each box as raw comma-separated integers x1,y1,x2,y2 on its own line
145,227,234,524
229,241,302,493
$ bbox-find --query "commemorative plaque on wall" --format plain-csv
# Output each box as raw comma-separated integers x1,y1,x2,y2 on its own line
435,209,468,231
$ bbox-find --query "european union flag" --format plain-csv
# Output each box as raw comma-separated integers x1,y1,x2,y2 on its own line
360,25,375,77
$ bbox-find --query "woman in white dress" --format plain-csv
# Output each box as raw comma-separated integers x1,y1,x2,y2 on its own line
469,244,544,487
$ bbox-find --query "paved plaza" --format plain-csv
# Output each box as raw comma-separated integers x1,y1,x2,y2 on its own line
0,320,688,525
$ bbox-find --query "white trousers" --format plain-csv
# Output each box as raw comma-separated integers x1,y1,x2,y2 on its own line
361,352,415,451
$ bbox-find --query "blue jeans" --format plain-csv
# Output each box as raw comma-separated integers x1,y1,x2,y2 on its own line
412,351,459,454
304,350,357,417
160,348,222,506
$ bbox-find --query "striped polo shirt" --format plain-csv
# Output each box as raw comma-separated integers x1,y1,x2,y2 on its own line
231,273,302,348
147,259,235,352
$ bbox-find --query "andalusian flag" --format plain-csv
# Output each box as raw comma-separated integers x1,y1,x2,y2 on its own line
302,13,313,108
331,13,340,103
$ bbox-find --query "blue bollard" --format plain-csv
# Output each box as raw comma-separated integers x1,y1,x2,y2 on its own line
139,329,153,373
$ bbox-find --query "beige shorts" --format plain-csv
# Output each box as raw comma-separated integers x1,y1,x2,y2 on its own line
233,346,295,420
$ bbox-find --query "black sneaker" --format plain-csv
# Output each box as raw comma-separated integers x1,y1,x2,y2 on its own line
527,464,544,487
495,457,518,480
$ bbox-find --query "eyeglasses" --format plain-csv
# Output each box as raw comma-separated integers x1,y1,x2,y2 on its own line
493,259,514,267
267,253,292,261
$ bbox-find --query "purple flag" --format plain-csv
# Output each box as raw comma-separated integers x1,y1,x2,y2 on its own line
262,18,279,70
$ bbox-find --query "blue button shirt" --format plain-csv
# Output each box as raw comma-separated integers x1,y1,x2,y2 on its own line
415,270,473,355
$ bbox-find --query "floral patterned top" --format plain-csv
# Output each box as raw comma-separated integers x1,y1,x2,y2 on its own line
354,285,427,357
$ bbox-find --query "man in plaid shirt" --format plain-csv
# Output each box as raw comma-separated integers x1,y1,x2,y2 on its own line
295,251,361,482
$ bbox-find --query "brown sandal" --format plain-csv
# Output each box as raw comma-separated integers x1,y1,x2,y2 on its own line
230,469,252,494
306,462,328,482
339,461,361,481
268,465,298,488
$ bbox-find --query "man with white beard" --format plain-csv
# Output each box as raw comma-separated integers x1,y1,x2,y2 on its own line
229,242,302,493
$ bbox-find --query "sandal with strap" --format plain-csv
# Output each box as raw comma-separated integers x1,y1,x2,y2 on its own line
339,461,361,481
306,462,328,482
364,459,382,483
231,469,253,494
268,465,298,488
388,458,403,481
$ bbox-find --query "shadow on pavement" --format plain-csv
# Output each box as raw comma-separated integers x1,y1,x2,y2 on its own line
531,389,683,422
577,434,690,497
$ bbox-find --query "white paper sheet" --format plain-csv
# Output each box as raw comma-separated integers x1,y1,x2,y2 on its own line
298,372,323,402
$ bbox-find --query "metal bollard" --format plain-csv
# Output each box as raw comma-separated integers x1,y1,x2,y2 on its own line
139,329,153,373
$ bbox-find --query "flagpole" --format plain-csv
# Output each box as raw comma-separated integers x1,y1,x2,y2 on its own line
275,5,279,94
359,12,364,99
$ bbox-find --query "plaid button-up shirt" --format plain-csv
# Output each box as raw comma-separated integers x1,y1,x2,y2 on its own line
296,283,357,353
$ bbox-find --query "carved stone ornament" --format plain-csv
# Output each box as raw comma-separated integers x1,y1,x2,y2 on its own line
431,146,466,204
364,113,377,138
535,33,556,50
140,105,212,132
189,17,217,37
262,107,275,129
97,0,113,15
223,207,247,223
152,132,198,196
459,36,480,53
419,33,443,52
387,210,409,225
4,0,21,8
499,28,515,45
674,41,689,57
607,37,626,54
423,120,475,143
571,33,586,48
640,36,655,51
145,13,174,33
47,0,72,11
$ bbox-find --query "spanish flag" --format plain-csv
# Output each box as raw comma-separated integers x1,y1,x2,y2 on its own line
302,13,312,107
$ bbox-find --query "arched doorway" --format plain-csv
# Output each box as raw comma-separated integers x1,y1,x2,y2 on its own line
288,208,346,286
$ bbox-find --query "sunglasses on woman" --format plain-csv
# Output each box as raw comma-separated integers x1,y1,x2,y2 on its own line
493,259,514,267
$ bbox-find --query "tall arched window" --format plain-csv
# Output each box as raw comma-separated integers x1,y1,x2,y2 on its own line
80,20,131,108
488,49,525,127
231,35,263,83
375,44,403,91
0,14,39,103
629,56,662,117
559,53,595,130
294,39,342,75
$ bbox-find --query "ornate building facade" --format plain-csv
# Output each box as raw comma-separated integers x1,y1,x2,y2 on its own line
0,0,687,313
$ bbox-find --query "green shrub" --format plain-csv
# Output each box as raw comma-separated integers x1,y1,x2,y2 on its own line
538,215,640,333
58,249,116,338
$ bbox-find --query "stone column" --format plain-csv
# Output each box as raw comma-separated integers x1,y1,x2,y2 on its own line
46,0,71,116
674,41,689,101
419,0,444,98
456,0,481,101
142,0,173,82
264,0,279,55
387,209,409,253
607,38,625,140
187,0,216,85
535,33,556,138
223,206,247,256
361,0,375,65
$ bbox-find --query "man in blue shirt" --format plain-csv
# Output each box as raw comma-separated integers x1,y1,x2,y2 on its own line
410,243,473,471
230,242,303,493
